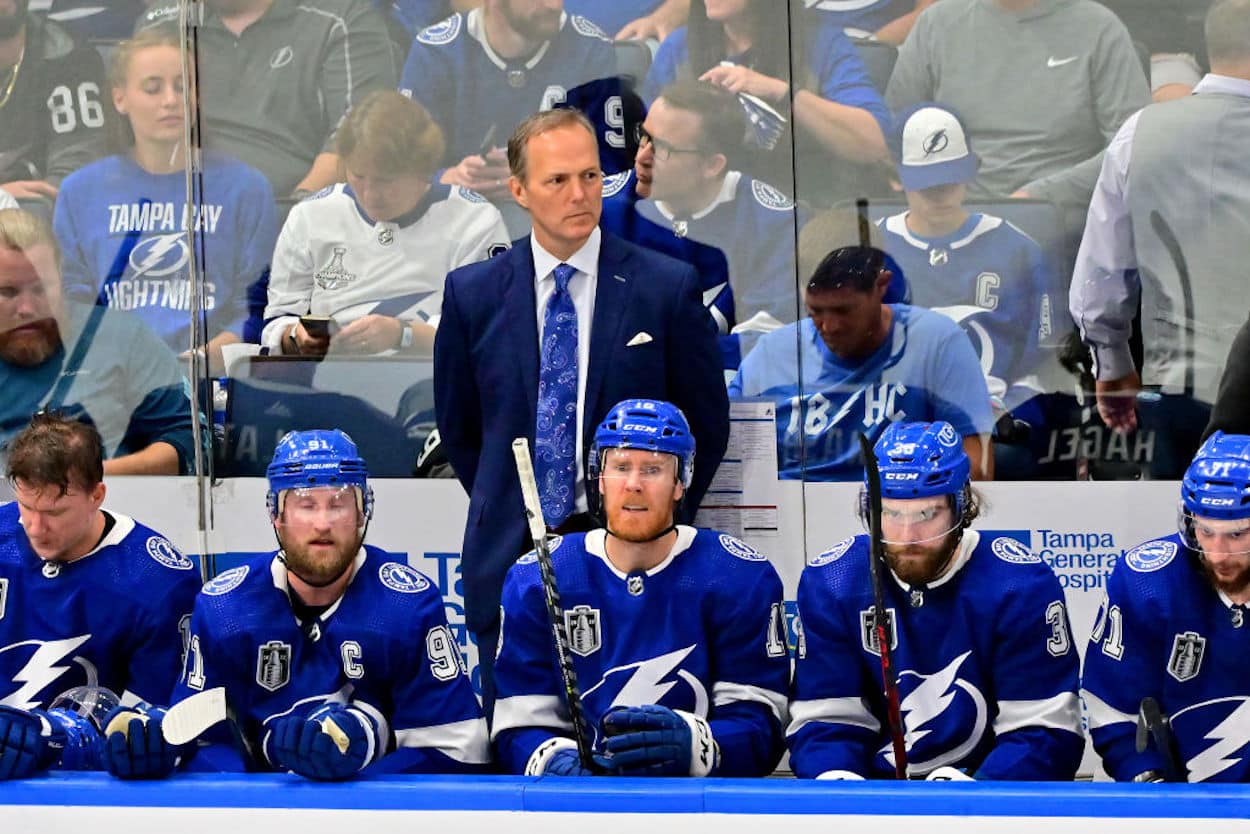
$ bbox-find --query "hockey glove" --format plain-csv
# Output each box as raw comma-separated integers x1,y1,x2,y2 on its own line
0,705,105,778
546,748,595,776
595,704,718,776
102,703,184,780
265,703,383,781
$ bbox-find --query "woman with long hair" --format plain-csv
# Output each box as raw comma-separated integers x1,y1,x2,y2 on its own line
53,25,277,371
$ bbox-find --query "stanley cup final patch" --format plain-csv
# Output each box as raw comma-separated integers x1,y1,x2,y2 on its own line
256,640,292,692
564,605,601,657
1167,631,1206,683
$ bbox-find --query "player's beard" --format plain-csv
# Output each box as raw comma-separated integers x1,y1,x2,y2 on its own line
0,0,28,40
500,0,561,43
0,318,60,366
280,530,362,587
1200,553,1250,601
885,531,961,586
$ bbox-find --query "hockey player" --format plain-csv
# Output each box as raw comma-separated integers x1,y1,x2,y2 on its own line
53,25,278,364
493,399,790,777
399,0,630,202
788,421,1083,780
1082,432,1250,783
147,429,489,779
0,413,200,779
262,90,508,357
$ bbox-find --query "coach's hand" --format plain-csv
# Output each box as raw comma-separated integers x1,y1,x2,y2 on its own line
595,704,718,776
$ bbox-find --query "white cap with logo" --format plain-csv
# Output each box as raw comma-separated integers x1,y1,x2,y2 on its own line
895,104,979,192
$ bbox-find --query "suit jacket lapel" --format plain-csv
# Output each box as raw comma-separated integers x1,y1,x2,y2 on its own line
585,232,635,421
505,239,540,419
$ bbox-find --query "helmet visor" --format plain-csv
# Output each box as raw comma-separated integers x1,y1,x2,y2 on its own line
276,484,363,525
597,448,679,483
1180,509,1250,556
862,493,962,546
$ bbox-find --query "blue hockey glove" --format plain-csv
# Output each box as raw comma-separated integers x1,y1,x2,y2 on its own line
0,706,50,779
546,748,595,776
265,703,383,781
595,704,718,776
0,705,104,778
102,703,183,780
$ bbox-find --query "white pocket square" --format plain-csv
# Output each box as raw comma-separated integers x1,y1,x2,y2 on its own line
626,332,653,347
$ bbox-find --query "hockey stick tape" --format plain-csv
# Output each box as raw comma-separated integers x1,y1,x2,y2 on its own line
162,687,228,746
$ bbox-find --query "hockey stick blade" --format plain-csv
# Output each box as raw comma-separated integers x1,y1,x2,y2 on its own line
162,687,228,745
1136,696,1183,781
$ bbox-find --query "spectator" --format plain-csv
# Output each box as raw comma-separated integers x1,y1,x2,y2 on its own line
886,0,1149,214
808,0,938,45
601,80,802,369
1098,0,1212,101
729,245,994,481
877,104,1063,471
53,25,277,370
141,0,396,200
1070,0,1250,476
400,0,626,207
0,208,196,475
0,0,109,213
643,0,890,189
262,90,509,358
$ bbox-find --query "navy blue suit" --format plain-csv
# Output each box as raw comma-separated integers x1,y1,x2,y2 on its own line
434,231,730,691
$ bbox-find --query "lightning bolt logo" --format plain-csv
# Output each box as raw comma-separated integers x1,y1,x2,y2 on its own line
0,635,93,710
581,644,709,738
886,650,988,773
128,235,187,278
1181,698,1250,782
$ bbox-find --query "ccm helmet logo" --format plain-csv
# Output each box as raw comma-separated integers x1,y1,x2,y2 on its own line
1202,497,1236,507
883,472,920,481
621,423,659,433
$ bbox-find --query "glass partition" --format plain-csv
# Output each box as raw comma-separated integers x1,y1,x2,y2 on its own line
8,0,1231,705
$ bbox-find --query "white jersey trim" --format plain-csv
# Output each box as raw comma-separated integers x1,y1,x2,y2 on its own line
491,693,571,739
891,529,979,594
994,691,1082,735
786,696,880,737
396,716,491,763
713,680,788,724
655,171,742,223
466,6,557,71
584,526,698,580
1081,688,1138,731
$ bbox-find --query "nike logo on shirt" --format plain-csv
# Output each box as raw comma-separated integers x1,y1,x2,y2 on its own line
1047,56,1079,68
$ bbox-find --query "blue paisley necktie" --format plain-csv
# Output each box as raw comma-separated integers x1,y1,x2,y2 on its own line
535,263,579,526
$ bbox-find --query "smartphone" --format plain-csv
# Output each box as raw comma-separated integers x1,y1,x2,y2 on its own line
299,315,334,338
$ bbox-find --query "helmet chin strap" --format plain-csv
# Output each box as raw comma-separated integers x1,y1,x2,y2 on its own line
605,521,677,544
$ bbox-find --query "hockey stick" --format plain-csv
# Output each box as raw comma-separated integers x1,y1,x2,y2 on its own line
1148,211,1195,399
1135,696,1184,782
859,432,908,779
512,437,596,771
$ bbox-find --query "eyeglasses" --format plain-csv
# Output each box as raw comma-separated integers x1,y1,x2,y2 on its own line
634,124,704,162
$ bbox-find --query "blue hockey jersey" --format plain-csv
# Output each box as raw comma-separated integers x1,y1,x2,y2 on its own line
0,502,200,710
172,546,487,773
878,211,1059,412
53,152,278,351
788,530,1083,779
492,527,791,776
1082,534,1250,783
400,10,631,175
729,304,994,480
